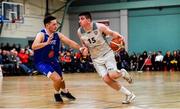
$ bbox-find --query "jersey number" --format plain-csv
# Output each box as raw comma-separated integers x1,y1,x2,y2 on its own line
88,37,96,44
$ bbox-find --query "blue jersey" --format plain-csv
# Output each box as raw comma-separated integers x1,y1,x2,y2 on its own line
34,29,61,64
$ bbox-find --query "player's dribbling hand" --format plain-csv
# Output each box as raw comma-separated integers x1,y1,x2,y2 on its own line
79,47,89,56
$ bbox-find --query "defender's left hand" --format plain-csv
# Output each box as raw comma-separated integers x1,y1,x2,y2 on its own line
79,47,89,56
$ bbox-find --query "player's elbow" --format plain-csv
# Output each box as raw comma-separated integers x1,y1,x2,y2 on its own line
31,44,36,50
31,45,35,50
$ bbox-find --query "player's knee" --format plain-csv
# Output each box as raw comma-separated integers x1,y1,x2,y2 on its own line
108,70,119,81
53,76,63,83
50,72,63,83
54,78,60,83
103,75,111,84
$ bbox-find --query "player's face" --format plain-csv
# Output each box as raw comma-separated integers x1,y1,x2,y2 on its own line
79,16,90,27
47,19,58,32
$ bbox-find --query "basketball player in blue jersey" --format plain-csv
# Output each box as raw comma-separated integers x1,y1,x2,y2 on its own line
32,15,87,103
77,12,136,104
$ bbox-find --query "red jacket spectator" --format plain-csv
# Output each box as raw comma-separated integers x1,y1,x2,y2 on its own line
18,48,29,64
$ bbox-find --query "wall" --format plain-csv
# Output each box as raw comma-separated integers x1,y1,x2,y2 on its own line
128,7,180,54
0,0,69,47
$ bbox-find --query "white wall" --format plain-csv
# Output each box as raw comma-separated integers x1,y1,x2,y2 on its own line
61,15,70,37
1,0,70,39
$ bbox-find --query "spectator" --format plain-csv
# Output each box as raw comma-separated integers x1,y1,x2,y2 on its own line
129,52,138,71
155,51,164,71
171,50,178,71
163,51,173,71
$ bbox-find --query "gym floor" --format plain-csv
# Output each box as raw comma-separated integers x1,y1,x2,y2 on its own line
0,71,180,109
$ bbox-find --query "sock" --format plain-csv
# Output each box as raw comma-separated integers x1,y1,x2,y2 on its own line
120,86,131,95
61,89,68,93
54,90,60,94
119,69,126,77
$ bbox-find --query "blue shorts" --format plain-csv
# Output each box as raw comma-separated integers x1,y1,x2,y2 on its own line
35,61,62,78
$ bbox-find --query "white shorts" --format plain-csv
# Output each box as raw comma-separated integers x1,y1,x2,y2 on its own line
92,50,118,77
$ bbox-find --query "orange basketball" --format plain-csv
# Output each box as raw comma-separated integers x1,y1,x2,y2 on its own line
109,37,125,52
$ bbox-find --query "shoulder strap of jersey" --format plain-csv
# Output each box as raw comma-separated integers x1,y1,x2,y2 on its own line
39,29,47,42
80,22,98,34
80,27,85,34
92,22,97,30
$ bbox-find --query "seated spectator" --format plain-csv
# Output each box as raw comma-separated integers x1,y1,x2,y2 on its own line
155,51,164,71
144,56,152,71
73,52,81,72
151,51,157,71
119,50,130,70
129,52,138,71
18,48,29,64
1,50,16,76
18,48,34,75
64,51,73,72
59,52,65,72
115,52,121,70
14,50,34,75
163,51,173,71
170,50,178,71
80,55,89,72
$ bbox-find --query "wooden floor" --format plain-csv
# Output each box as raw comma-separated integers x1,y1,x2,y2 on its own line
0,71,180,109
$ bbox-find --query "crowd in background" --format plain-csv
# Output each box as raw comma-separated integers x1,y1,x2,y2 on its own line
0,42,180,76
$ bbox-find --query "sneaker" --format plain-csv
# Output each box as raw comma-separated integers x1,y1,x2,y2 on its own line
32,70,39,75
54,93,63,102
61,91,76,101
121,69,133,84
30,70,39,76
122,92,136,104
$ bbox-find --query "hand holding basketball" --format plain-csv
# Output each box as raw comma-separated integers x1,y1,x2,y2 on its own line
109,37,125,52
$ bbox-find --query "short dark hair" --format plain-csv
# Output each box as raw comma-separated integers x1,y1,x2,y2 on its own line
43,15,56,26
78,12,92,21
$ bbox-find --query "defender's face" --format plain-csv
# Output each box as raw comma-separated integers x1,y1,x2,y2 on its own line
46,19,58,32
79,16,90,27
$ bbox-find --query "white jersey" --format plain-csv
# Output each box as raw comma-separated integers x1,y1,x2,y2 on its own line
78,22,111,59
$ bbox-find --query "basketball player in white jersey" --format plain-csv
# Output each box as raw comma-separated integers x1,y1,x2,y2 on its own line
77,12,136,104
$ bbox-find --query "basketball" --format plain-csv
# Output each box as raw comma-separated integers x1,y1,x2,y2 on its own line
109,37,125,52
